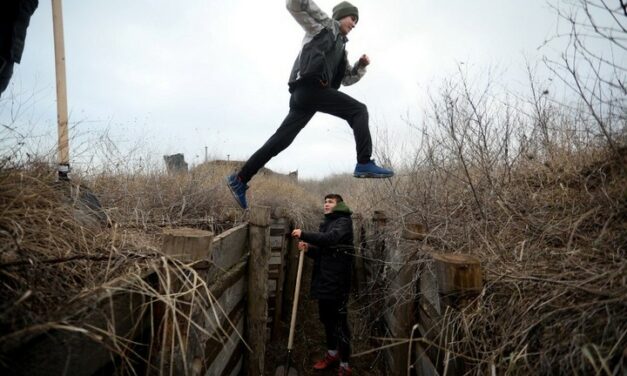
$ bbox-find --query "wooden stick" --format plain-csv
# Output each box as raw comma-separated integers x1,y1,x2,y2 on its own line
51,0,70,176
287,248,304,350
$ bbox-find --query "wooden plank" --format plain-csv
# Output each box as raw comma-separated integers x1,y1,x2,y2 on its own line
220,342,245,376
247,206,271,376
203,299,245,375
208,257,247,301
270,236,284,249
208,223,248,282
414,343,439,376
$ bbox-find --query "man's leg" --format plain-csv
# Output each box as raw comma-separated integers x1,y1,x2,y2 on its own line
336,298,352,363
238,103,314,183
318,299,339,351
292,86,372,164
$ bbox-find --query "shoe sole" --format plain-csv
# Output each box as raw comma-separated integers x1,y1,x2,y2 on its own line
225,176,248,209
353,172,394,178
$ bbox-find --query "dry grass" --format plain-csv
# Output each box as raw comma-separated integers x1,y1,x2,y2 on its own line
312,83,627,374
0,158,321,373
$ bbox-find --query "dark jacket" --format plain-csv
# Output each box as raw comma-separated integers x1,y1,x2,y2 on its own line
288,27,348,92
285,0,366,93
301,201,354,300
0,0,39,64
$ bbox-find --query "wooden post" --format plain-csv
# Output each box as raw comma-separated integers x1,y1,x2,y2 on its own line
432,253,482,309
385,221,423,374
414,253,482,375
161,228,214,261
246,205,271,376
352,213,366,293
157,228,214,375
51,0,70,179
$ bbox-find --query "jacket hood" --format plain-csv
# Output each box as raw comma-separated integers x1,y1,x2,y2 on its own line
330,201,352,215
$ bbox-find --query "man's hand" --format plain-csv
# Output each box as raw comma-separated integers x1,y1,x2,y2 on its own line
358,54,370,68
298,241,309,252
291,229,302,238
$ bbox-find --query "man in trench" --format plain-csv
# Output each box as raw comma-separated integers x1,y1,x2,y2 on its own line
292,193,354,376
227,0,394,209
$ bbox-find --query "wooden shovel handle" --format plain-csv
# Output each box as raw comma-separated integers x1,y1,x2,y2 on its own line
287,248,305,350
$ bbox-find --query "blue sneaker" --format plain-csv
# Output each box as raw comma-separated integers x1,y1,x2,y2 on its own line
226,174,249,209
353,160,394,178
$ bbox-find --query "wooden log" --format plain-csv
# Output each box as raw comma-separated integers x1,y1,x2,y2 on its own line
162,228,214,261
246,205,271,376
432,253,482,307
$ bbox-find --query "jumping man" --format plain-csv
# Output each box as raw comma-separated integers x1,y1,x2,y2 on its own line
227,0,394,209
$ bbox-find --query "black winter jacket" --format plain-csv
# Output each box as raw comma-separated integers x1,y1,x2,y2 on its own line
301,201,354,300
288,27,348,92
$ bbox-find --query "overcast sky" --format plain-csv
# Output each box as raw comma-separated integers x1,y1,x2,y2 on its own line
2,0,566,179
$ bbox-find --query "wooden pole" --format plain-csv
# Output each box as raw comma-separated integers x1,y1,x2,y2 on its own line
287,248,305,350
51,0,70,179
246,205,271,376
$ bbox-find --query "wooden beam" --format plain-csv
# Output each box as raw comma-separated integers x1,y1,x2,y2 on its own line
246,206,271,376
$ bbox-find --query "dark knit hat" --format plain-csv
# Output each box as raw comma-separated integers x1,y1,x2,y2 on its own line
332,1,359,23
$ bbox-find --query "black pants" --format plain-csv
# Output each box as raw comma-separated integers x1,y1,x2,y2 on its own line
0,58,14,97
318,298,351,362
238,85,373,183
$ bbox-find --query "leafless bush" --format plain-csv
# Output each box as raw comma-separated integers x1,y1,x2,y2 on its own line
333,55,626,374
542,0,627,152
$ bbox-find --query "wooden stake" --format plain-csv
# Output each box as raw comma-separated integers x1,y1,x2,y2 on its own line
51,0,70,177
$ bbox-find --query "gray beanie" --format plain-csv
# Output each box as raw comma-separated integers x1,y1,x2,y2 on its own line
332,1,359,23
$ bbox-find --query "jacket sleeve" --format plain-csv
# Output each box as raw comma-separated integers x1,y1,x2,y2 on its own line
286,0,333,35
341,55,367,86
305,244,320,259
300,217,352,248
